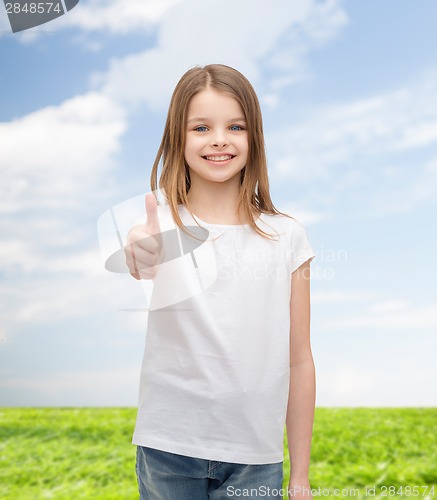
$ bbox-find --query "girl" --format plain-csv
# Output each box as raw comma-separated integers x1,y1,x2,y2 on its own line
125,64,316,500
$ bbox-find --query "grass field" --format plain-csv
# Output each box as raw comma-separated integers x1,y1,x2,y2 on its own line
1,407,436,499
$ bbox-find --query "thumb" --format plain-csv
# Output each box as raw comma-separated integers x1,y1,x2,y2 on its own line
145,192,160,235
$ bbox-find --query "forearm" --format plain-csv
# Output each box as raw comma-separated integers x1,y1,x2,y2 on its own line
286,356,316,480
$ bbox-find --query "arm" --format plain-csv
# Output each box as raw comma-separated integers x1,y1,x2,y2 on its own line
286,259,315,498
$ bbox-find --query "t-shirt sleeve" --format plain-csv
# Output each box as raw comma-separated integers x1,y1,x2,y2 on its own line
289,220,316,274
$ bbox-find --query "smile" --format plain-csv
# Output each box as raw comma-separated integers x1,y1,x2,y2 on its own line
202,155,235,162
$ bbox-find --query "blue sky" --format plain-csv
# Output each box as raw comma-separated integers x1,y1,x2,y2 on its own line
1,0,436,407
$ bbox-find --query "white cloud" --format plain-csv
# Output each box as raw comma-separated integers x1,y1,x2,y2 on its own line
94,0,347,110
276,202,331,226
411,156,437,202
311,296,435,406
261,94,280,110
0,270,149,349
369,299,410,314
0,91,126,213
0,0,184,40
317,363,437,406
302,0,349,45
268,71,437,186
265,0,347,83
323,300,437,329
0,326,7,344
61,0,183,33
0,366,141,406
0,90,133,340
266,69,437,217
312,290,379,304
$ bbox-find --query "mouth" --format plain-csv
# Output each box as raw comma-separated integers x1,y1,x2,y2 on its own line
202,154,236,162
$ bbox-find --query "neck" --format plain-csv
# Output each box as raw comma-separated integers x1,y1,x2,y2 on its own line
186,178,245,224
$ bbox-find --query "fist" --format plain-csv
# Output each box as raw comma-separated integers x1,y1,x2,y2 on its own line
124,193,164,280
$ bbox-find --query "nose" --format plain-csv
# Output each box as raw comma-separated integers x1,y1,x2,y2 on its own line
211,130,228,148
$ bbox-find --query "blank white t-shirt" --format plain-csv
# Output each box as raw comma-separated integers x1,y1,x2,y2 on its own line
132,204,315,465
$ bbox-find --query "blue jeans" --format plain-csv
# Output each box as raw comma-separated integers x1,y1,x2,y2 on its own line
136,446,284,499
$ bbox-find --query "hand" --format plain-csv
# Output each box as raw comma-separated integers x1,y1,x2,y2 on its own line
124,192,164,280
288,478,313,499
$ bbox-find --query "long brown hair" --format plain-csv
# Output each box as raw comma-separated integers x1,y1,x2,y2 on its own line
150,63,293,240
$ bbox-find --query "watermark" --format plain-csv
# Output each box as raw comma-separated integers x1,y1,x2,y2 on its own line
226,484,436,497
315,244,349,265
3,0,79,33
287,485,361,497
227,485,290,497
97,189,350,310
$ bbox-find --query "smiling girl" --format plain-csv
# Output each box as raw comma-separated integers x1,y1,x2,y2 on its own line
126,64,316,500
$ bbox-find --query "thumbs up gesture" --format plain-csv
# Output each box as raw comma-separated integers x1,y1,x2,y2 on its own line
125,193,164,280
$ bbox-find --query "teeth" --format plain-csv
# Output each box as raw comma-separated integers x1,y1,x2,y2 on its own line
205,155,233,161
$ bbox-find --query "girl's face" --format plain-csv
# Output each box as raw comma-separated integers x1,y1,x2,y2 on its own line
184,88,248,188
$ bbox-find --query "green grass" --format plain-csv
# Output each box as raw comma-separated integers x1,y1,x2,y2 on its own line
0,408,138,499
1,408,436,499
294,408,437,499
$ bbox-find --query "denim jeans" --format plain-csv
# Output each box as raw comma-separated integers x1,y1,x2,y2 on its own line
136,445,284,499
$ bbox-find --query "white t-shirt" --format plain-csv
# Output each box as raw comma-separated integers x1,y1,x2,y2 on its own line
132,204,315,465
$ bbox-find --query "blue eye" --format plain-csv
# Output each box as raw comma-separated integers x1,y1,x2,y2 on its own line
230,125,245,131
194,126,208,132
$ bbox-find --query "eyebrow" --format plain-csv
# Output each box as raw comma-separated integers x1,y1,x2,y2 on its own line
187,117,246,124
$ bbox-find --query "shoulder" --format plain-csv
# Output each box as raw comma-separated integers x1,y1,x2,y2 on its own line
259,211,308,236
